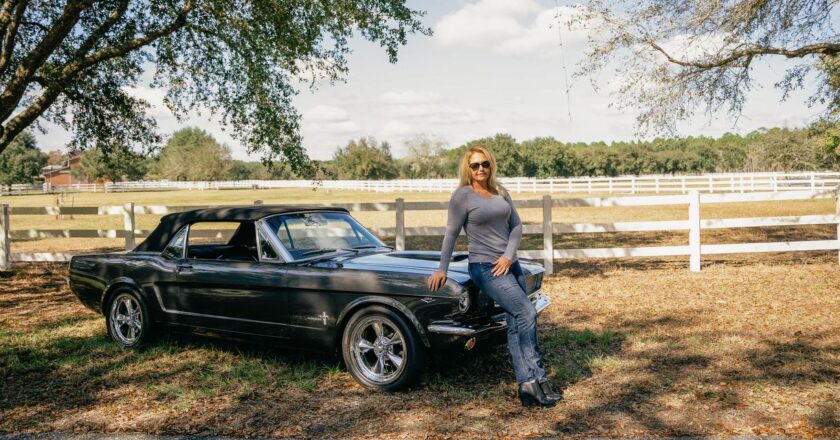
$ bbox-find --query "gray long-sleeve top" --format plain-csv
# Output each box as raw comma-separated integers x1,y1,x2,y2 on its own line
437,185,523,272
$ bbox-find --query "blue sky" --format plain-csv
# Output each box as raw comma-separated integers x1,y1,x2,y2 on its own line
35,0,826,160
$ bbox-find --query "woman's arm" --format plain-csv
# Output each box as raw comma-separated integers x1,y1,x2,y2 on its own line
502,191,522,260
437,189,468,273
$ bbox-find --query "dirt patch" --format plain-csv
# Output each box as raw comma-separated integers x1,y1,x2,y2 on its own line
1,261,840,439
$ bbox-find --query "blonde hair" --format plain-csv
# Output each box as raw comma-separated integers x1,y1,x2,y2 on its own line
457,145,508,197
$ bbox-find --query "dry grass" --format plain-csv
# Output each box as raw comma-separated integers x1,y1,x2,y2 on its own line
1,256,839,439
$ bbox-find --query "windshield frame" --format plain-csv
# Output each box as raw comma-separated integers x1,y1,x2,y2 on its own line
259,210,388,263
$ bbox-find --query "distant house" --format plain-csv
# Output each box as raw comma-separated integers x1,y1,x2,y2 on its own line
41,151,86,186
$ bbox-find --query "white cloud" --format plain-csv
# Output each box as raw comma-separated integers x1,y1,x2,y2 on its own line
301,104,360,134
380,90,442,105
379,89,482,125
304,105,351,123
380,121,415,137
435,1,591,57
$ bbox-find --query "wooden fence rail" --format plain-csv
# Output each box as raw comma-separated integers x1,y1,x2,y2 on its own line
1,189,839,273
4,171,840,196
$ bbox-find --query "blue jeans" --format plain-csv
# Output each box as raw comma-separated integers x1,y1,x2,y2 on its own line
468,260,548,384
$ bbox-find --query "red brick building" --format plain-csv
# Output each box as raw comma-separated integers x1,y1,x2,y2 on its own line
41,151,86,186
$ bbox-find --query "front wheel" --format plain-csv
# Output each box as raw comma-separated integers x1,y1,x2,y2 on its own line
105,288,154,348
341,306,426,391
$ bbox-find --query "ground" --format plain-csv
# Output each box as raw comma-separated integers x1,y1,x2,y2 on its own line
2,253,839,439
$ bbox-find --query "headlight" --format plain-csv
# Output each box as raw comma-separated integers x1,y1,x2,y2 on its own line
458,289,470,312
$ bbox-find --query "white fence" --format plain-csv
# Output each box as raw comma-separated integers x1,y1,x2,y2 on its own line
1,189,838,273
3,171,840,196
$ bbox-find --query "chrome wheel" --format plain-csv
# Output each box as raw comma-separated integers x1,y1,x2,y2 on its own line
109,293,143,345
350,317,407,385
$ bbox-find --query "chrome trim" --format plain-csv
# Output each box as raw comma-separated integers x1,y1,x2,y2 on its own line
427,291,551,336
427,324,483,336
256,219,289,262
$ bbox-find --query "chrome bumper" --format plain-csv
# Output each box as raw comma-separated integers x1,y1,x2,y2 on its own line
427,291,551,336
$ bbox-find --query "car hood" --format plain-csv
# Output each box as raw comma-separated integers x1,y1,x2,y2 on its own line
336,250,545,286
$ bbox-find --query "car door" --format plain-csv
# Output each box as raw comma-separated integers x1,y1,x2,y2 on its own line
166,221,291,339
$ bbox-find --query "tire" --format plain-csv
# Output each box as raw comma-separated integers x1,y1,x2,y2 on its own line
105,288,154,348
341,305,426,391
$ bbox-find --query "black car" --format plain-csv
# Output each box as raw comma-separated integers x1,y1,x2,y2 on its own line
68,205,549,390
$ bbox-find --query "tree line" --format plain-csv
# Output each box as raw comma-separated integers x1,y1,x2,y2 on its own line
1,122,839,186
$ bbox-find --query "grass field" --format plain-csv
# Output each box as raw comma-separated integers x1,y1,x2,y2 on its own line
1,258,839,438
1,188,836,255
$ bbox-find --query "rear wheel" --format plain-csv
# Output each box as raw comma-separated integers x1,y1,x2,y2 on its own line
105,288,154,348
341,306,425,391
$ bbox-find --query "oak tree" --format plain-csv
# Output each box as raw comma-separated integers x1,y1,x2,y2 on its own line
0,0,429,174
575,0,840,133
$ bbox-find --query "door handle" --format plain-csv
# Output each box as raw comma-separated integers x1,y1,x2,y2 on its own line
176,264,193,273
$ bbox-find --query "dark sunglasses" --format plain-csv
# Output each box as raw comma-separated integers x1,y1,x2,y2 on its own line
469,160,491,171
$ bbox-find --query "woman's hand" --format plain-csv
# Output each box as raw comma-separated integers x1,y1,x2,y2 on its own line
491,256,512,277
427,270,447,291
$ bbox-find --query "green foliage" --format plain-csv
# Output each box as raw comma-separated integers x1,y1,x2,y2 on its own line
154,127,231,181
73,145,148,182
0,132,46,185
330,137,398,180
418,125,835,178
0,0,431,176
576,0,839,134
225,160,299,180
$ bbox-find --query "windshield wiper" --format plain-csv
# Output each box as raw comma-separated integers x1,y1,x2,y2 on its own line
300,248,338,257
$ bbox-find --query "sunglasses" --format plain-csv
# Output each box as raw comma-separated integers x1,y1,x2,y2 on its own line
469,160,491,171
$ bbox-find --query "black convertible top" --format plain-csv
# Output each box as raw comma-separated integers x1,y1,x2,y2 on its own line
134,205,350,252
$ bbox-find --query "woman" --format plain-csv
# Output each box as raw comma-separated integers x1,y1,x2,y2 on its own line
426,145,561,408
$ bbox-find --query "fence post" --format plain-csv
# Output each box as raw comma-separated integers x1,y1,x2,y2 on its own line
689,190,701,272
123,202,136,251
395,198,405,251
836,188,840,266
542,195,553,275
0,204,9,271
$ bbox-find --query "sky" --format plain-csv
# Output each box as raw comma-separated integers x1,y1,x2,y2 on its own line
34,0,828,160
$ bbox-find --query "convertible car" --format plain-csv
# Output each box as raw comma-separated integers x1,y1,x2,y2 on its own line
69,205,549,391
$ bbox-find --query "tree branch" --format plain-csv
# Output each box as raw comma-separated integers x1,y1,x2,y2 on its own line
0,0,26,76
648,40,840,69
74,0,129,58
77,0,194,72
0,0,92,123
0,0,194,150
0,83,60,148
0,0,20,35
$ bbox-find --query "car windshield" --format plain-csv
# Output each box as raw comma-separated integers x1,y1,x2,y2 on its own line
264,211,387,260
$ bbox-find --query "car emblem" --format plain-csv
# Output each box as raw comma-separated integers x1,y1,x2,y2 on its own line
421,297,434,303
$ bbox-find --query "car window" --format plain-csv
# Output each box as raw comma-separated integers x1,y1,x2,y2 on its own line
258,229,279,260
187,221,258,262
162,226,187,259
265,212,384,260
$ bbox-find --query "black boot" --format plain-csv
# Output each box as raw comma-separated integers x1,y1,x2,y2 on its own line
518,379,558,407
539,379,563,401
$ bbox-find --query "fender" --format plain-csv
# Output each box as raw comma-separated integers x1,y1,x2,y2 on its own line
336,295,431,348
100,277,144,314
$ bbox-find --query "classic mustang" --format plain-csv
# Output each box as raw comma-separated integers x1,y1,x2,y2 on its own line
69,206,549,390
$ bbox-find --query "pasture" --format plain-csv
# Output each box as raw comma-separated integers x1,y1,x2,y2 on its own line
0,188,839,438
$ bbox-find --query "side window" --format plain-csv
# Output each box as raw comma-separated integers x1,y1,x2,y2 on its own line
162,226,187,259
258,229,279,260
187,222,258,262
